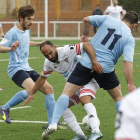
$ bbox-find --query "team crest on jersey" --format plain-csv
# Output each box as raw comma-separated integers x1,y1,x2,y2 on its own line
65,58,69,63
0,38,8,44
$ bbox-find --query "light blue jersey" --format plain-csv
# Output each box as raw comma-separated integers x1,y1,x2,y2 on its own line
0,26,32,78
80,15,135,73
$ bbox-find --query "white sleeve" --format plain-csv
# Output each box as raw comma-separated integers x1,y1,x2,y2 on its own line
119,6,123,14
64,43,83,55
115,99,139,140
41,59,53,77
104,6,110,14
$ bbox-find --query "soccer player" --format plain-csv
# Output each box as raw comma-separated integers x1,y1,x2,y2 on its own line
104,0,124,20
115,87,140,140
42,11,138,140
23,41,103,140
0,5,65,129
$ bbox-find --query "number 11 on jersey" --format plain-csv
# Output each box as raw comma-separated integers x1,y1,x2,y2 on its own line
101,28,122,51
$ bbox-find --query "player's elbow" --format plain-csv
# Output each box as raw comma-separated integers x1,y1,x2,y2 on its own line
124,60,132,64
83,17,90,23
83,42,92,50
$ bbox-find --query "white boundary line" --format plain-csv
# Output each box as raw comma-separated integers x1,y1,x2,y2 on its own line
0,57,44,61
10,106,31,110
0,120,48,123
0,120,82,124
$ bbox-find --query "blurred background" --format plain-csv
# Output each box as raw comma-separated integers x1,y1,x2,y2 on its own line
0,0,140,39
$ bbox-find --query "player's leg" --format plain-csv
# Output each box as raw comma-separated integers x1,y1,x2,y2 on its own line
107,84,123,112
62,95,87,140
93,70,123,113
42,82,81,140
38,81,55,125
51,82,81,125
0,70,32,123
79,80,103,140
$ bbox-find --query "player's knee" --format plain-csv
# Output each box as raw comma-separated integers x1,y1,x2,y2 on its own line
80,96,92,106
44,85,54,95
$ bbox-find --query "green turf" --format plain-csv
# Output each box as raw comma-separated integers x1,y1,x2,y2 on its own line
0,40,140,140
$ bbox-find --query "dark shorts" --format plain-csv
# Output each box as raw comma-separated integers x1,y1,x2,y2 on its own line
12,70,40,88
67,62,120,90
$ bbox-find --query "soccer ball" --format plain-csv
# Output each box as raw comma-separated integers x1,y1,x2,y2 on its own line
82,115,100,132
82,115,91,132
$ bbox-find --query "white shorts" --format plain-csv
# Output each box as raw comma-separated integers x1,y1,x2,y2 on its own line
70,78,99,106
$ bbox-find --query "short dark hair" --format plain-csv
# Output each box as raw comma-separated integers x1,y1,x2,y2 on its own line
18,5,35,22
40,40,54,51
96,4,100,7
123,11,139,24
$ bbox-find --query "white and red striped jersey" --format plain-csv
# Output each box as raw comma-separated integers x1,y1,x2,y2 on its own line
42,43,83,80
104,5,123,20
115,87,140,140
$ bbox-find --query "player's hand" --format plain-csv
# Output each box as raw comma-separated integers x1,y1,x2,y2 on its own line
1,33,4,38
128,84,136,93
23,95,34,106
11,41,20,51
80,35,88,42
91,61,103,74
37,40,46,47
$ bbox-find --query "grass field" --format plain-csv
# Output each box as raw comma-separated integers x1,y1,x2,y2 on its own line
0,40,140,140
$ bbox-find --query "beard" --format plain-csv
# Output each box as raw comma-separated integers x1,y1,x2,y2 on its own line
22,20,31,30
49,51,58,62
22,21,28,30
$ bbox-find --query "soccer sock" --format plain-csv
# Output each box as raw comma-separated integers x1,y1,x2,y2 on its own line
2,90,29,110
84,103,100,132
115,100,122,112
51,94,69,125
45,94,55,124
62,108,85,136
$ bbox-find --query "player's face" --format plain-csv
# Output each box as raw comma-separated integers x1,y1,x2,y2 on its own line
22,15,34,30
41,44,58,62
113,0,118,6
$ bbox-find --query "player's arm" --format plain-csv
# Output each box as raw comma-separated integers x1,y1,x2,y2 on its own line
104,11,109,15
81,15,107,42
29,41,42,47
123,38,136,92
120,11,124,19
23,75,47,106
83,42,103,73
30,40,46,47
0,26,4,38
0,41,20,53
124,61,136,92
120,7,124,19
104,7,109,15
81,17,90,42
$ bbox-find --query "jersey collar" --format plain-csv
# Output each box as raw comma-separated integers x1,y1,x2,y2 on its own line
122,22,131,32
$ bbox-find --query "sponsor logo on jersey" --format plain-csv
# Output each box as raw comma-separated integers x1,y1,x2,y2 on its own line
65,58,69,63
0,38,8,44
